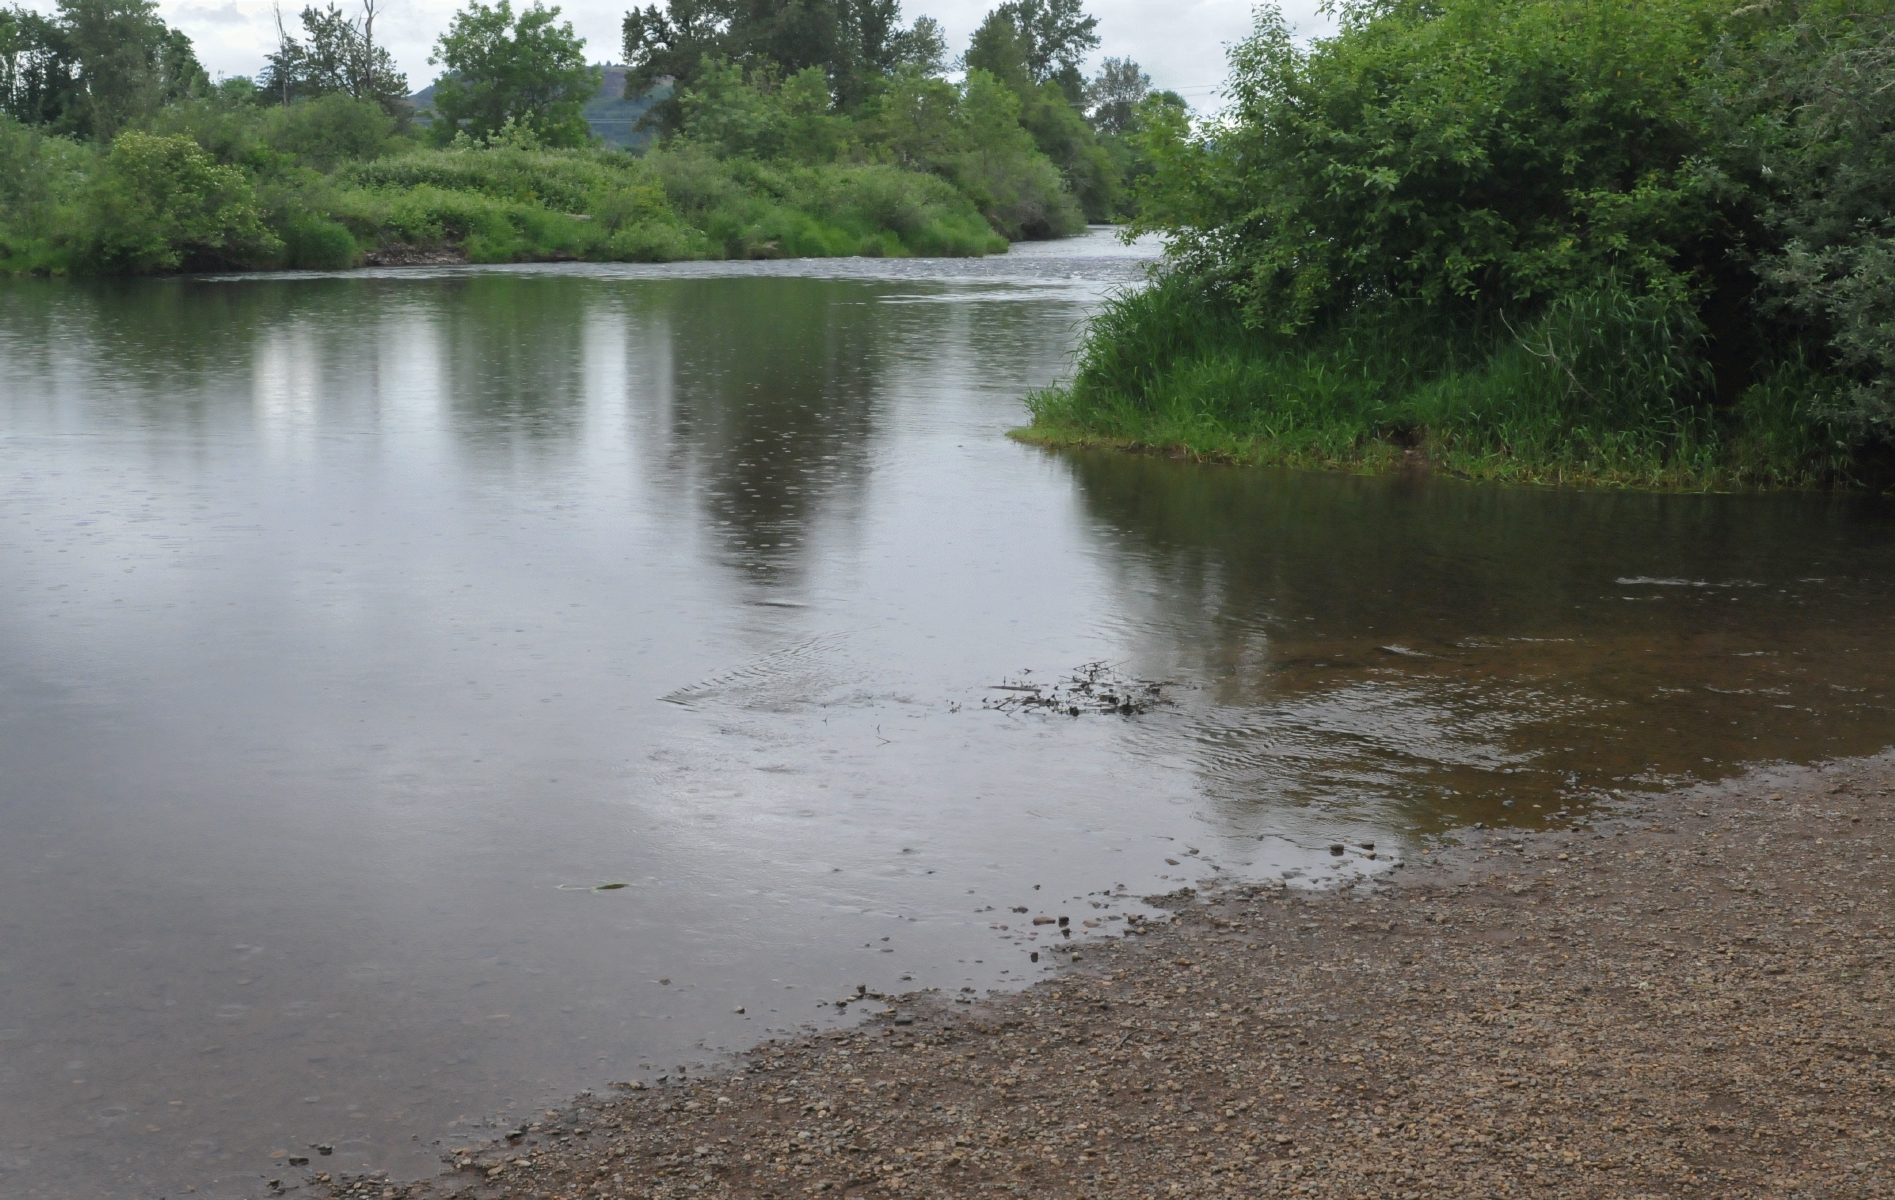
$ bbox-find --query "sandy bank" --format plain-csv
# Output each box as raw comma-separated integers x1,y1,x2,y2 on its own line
320,753,1895,1200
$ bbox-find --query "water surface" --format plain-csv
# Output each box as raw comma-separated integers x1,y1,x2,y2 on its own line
2,231,1891,1198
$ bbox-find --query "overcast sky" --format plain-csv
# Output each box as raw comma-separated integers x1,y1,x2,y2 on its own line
18,0,1334,105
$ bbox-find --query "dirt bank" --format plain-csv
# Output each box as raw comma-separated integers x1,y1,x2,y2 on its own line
319,754,1894,1200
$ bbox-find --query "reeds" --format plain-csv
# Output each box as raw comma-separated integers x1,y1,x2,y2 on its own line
1023,273,1857,490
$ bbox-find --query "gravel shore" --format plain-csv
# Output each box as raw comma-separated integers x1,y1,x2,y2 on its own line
320,754,1894,1200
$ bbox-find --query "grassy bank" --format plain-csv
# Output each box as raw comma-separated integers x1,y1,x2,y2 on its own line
1018,0,1895,491
1019,275,1861,491
2,0,1181,276
0,106,1009,275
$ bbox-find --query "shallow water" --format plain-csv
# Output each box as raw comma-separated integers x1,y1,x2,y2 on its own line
1,230,1891,1198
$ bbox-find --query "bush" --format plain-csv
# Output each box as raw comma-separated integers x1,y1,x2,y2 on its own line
1026,0,1895,486
263,94,398,170
1028,269,1850,489
81,131,278,271
281,213,356,268
0,114,91,270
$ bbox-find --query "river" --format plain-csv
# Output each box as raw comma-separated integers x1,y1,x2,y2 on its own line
1,229,1890,1198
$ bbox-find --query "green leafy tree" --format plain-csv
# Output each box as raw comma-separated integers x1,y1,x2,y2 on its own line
262,3,409,116
1,7,80,127
1131,0,1731,336
1084,55,1144,134
674,56,848,159
622,0,931,129
0,0,204,137
1726,4,1895,446
82,130,277,270
891,14,945,75
965,0,1095,100
962,9,1030,93
963,2,1115,219
428,0,599,147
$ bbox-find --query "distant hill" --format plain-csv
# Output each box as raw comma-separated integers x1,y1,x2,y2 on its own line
409,66,667,150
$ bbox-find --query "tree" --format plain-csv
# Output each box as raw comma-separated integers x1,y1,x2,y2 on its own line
962,2,1115,219
969,0,1095,98
891,14,945,75
1085,55,1144,134
428,0,598,146
1,7,81,127
1130,0,1729,336
962,8,1031,94
1731,5,1895,446
262,3,409,115
0,0,203,137
621,0,934,129
83,130,277,270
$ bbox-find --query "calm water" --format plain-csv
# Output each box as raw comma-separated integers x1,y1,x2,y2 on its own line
2,230,1891,1198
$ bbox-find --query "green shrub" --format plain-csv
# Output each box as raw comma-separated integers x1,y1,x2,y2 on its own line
0,114,91,271
1028,270,1853,489
81,131,279,271
1027,0,1895,487
263,94,398,170
280,214,357,268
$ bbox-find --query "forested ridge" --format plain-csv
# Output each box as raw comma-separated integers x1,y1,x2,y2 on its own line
0,0,1168,272
1027,0,1895,490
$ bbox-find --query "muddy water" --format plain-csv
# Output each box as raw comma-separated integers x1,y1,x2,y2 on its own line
0,230,1890,1198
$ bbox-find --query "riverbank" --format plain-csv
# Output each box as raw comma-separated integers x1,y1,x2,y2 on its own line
1014,278,1871,494
317,752,1894,1200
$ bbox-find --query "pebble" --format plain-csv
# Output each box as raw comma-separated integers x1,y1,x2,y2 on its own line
320,754,1895,1200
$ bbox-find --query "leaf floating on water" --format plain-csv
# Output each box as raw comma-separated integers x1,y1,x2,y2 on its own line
595,882,629,891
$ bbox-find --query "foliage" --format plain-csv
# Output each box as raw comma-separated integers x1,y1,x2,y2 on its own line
674,58,847,161
1128,0,1735,336
80,130,278,271
1027,0,1895,485
1024,273,1850,489
966,0,1097,98
1,0,205,137
261,3,408,116
1727,4,1895,448
1085,56,1146,135
664,55,1086,236
960,4,1122,219
3,0,1117,276
0,112,89,269
428,0,598,147
145,89,399,172
622,0,927,128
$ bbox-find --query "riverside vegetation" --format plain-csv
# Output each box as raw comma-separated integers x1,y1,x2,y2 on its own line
1022,0,1895,490
0,0,1171,273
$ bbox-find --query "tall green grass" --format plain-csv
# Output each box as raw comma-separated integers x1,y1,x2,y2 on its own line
1022,273,1856,490
0,115,1010,275
325,146,1005,264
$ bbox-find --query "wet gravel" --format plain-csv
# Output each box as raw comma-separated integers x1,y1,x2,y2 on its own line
318,754,1894,1200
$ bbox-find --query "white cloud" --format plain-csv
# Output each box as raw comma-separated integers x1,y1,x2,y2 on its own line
21,0,1331,104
